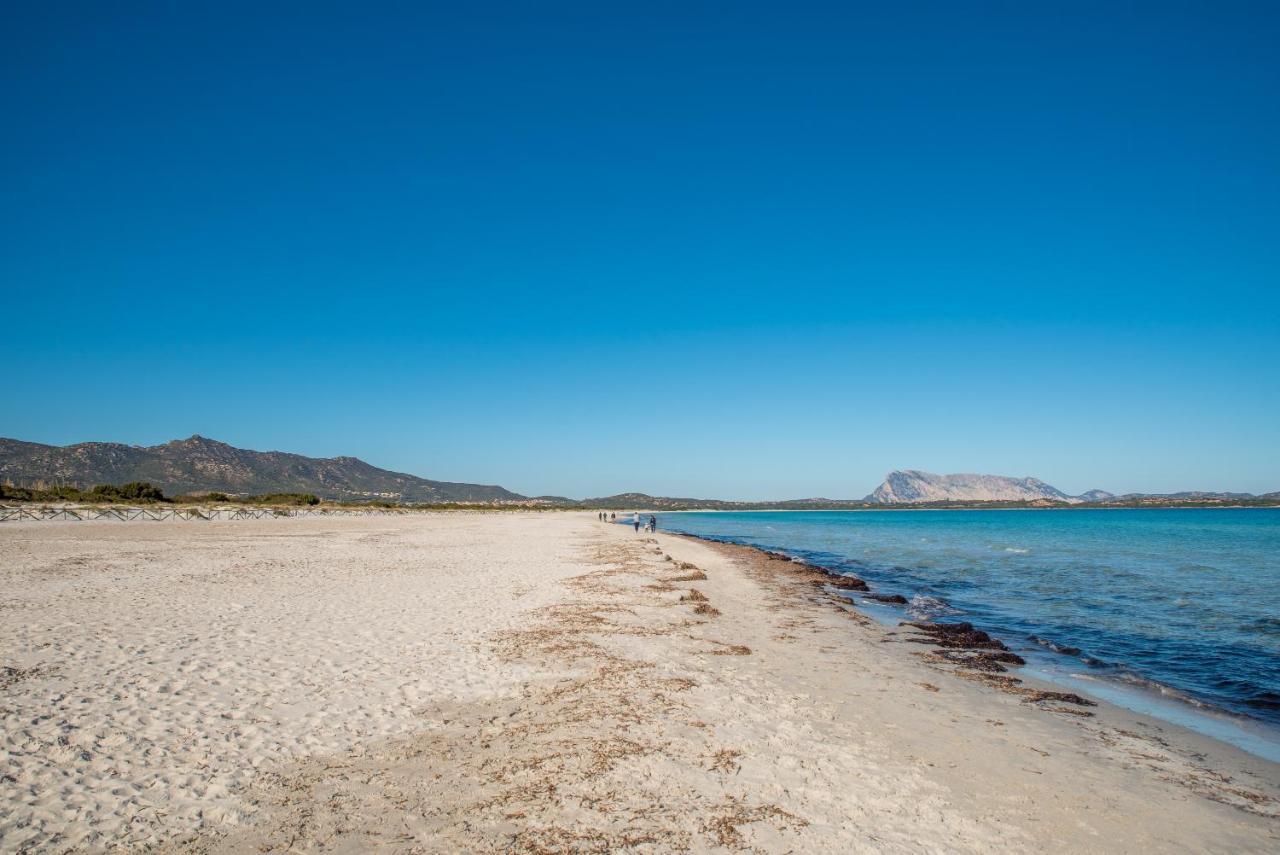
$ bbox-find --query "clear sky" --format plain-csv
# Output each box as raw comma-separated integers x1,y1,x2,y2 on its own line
3,2,1278,499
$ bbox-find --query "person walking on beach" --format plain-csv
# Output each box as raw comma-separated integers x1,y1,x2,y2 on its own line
649,515,657,532
633,512,640,532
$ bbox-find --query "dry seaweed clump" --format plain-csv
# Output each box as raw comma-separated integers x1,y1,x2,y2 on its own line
945,667,1097,714
1023,689,1096,708
707,643,752,656
902,620,1098,716
707,748,744,773
510,823,686,853
935,649,1026,672
705,798,807,847
901,620,1009,651
822,575,870,592
680,590,708,602
693,602,721,617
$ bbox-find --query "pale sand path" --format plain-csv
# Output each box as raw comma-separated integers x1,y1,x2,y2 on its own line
1,513,1277,852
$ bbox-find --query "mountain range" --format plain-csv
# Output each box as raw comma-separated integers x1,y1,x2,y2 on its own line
1,436,1274,507
0,436,521,503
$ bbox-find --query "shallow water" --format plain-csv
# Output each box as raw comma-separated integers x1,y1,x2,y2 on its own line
652,508,1280,760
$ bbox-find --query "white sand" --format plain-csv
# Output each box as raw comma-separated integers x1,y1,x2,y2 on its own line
0,515,579,850
1,513,1277,852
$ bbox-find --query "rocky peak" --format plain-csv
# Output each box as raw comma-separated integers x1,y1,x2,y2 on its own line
866,470,1078,504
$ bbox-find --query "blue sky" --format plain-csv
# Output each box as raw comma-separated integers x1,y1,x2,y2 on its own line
3,2,1278,499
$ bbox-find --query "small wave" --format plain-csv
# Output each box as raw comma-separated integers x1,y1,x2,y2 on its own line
1003,547,1030,554
1177,564,1219,573
907,595,962,619
1108,671,1216,710
1028,634,1082,657
1242,617,1280,637
1243,692,1280,712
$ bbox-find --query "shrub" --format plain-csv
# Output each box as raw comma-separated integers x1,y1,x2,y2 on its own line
246,492,320,506
89,482,166,502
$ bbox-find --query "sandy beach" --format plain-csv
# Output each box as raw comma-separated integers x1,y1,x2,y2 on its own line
2,512,1277,852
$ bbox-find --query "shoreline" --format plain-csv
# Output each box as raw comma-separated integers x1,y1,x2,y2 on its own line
651,504,1280,512
2,513,1277,850
656,523,1280,765
651,525,1280,840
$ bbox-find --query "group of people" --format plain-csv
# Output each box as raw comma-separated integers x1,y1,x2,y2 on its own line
596,511,658,533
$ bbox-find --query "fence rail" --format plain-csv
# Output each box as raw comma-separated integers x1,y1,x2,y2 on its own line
0,506,403,523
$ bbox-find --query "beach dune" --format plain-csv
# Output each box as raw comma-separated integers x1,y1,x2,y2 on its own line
1,513,1276,852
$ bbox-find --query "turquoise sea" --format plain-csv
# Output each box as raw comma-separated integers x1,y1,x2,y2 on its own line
650,508,1280,761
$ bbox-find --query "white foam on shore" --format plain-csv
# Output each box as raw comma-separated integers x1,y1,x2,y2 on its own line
906,594,962,619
